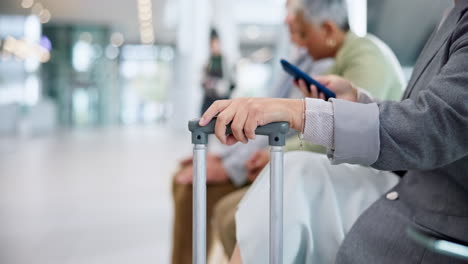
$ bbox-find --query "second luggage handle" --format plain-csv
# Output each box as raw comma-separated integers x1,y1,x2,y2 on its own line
188,118,290,264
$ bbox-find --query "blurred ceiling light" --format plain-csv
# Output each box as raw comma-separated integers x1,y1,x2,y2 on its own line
139,11,153,21
141,34,154,44
142,31,154,39
245,25,261,40
137,0,155,45
72,41,94,72
15,42,29,59
39,36,52,51
141,28,154,35
31,2,44,15
21,0,34,9
139,21,153,28
39,51,50,63
110,32,125,47
138,0,151,6
3,36,51,63
79,32,93,43
39,9,51,23
24,15,41,42
3,37,16,53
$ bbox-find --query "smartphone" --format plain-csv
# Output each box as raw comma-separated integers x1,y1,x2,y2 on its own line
280,59,336,100
407,226,468,260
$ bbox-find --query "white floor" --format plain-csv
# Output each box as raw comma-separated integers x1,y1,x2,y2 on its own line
0,126,192,264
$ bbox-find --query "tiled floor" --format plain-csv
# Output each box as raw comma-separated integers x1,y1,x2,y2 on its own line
0,126,192,264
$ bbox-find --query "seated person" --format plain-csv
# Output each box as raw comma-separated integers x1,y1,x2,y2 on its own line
213,0,405,258
201,1,468,263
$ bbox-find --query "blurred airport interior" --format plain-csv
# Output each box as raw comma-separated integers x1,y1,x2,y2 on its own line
0,0,451,263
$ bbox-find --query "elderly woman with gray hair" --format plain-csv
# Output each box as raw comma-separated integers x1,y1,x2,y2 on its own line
204,0,468,263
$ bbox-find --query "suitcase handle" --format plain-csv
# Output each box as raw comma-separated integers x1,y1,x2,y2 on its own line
188,118,290,146
189,118,288,264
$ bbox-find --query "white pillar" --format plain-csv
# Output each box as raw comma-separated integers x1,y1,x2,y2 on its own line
170,0,211,130
212,0,240,66
347,0,367,36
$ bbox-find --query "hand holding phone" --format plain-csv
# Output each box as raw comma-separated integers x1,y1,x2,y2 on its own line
280,59,336,100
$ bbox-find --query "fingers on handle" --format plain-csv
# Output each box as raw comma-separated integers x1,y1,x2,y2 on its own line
231,108,249,144
244,110,259,141
215,103,238,144
199,100,230,126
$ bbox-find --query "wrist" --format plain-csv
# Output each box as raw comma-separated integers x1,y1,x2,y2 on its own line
288,99,304,131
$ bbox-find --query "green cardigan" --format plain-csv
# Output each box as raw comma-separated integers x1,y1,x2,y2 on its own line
285,31,406,152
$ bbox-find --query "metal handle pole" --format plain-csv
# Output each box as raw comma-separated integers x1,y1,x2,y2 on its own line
193,144,207,264
188,118,289,264
270,146,284,264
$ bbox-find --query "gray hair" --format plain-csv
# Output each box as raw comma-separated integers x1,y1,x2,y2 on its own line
291,0,349,30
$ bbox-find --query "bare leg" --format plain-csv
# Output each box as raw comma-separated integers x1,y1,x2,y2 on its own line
230,245,243,264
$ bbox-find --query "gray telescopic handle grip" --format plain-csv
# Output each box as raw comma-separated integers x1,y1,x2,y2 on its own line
188,118,290,146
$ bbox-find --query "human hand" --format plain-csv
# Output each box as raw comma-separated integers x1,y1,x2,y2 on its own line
294,75,358,102
245,150,270,182
199,98,303,145
175,154,230,184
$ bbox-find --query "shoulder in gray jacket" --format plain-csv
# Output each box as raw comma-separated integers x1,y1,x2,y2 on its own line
336,2,468,263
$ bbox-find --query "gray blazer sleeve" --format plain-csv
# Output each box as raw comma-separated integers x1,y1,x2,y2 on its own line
372,30,468,171
329,99,381,165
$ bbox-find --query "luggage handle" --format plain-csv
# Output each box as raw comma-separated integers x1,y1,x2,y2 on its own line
188,117,290,146
189,118,289,264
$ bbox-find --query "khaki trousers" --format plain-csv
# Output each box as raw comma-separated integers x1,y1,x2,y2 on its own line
213,187,249,258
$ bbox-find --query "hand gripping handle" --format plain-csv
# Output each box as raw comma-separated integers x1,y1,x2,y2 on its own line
188,118,290,146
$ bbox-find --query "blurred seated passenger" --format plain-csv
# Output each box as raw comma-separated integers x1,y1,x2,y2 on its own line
212,0,405,258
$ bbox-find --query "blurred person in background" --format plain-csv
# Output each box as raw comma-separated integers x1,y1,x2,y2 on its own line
200,29,236,115
170,8,334,264
212,0,405,259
